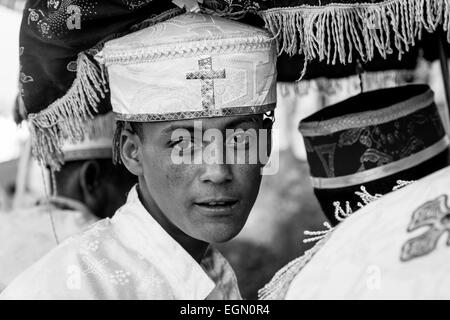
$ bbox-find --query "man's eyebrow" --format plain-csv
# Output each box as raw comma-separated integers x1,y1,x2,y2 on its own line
161,124,196,135
160,115,261,135
225,115,261,128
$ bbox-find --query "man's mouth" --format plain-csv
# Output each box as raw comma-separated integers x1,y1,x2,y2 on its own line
193,198,239,214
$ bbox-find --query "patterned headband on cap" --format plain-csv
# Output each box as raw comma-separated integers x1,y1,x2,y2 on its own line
299,85,448,190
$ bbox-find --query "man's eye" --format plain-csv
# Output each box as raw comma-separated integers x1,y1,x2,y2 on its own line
172,137,193,150
226,131,254,149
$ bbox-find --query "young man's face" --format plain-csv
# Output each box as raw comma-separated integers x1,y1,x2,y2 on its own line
127,115,270,244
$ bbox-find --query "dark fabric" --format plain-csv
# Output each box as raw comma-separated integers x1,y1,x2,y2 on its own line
276,48,420,82
303,85,430,120
316,149,450,226
421,28,450,62
276,35,447,81
19,0,182,116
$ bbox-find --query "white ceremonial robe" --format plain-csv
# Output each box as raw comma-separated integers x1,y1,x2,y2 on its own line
0,186,242,300
282,165,450,299
0,198,98,292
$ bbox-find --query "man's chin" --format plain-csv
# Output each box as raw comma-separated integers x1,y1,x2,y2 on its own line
198,225,244,244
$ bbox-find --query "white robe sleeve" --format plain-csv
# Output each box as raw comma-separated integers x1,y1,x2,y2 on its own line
1,220,175,300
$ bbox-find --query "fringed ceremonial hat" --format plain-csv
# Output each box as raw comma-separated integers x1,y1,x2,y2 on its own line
20,1,277,170
299,84,450,225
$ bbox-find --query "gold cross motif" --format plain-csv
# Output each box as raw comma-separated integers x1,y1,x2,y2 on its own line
186,56,226,111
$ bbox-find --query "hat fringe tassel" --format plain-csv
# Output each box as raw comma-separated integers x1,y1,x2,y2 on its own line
28,52,108,169
260,0,450,81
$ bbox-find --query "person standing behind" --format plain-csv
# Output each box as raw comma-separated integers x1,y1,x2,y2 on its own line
0,112,137,291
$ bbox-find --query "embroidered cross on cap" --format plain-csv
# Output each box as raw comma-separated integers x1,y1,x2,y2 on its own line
186,56,226,111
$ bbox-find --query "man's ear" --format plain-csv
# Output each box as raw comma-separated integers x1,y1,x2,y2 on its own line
79,160,101,199
120,129,143,176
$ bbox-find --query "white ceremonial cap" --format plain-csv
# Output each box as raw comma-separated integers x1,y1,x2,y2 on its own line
99,12,277,122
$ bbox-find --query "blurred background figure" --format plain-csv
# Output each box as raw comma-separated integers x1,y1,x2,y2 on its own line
0,1,25,212
0,111,137,292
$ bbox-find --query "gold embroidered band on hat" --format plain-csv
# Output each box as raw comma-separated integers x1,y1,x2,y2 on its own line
310,135,450,189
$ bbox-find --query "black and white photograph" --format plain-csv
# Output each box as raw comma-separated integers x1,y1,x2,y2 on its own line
0,0,449,309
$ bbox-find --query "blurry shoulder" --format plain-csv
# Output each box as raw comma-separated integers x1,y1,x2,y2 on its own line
0,204,91,227
0,205,45,220
0,205,50,235
0,204,97,246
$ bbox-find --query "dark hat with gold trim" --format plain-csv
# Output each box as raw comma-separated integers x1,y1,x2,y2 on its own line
299,84,450,225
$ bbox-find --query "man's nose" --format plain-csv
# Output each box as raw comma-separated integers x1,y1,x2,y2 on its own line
199,163,233,184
